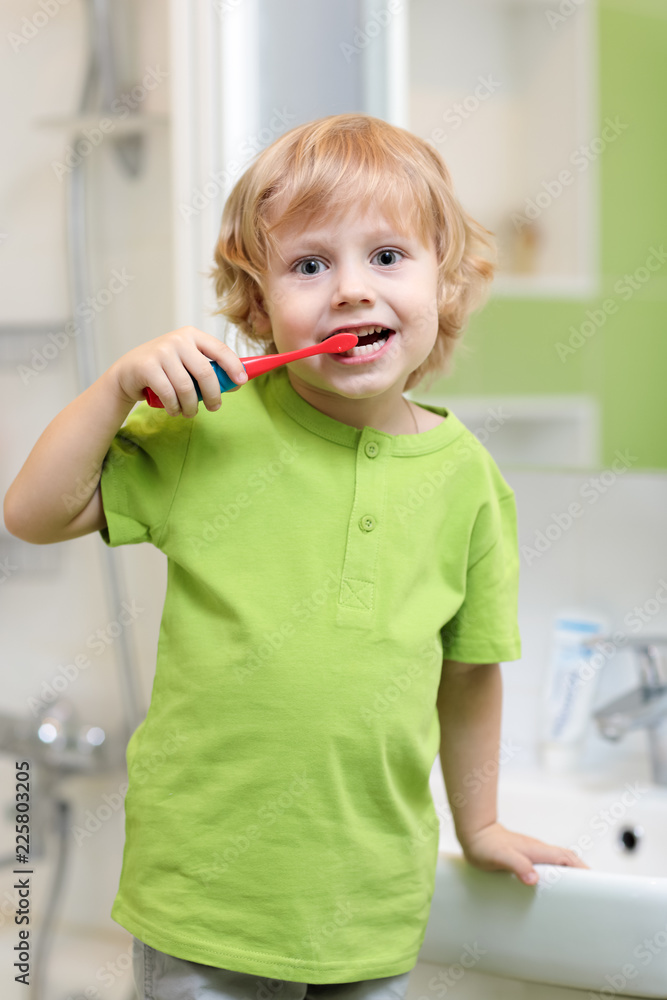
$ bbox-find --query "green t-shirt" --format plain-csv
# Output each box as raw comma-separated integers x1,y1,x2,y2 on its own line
99,365,521,982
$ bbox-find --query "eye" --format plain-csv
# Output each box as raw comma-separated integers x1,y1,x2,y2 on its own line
373,249,403,267
294,258,326,276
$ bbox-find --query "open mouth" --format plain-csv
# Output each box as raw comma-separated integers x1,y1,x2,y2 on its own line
324,325,395,357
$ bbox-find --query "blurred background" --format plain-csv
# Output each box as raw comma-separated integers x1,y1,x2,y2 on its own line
1,1,666,998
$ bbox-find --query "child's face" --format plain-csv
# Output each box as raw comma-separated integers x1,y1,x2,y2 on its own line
251,201,440,418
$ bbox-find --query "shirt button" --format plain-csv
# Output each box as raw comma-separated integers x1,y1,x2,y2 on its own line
359,515,376,532
364,441,379,458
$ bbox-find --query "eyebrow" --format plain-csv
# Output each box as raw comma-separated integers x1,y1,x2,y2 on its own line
281,231,415,253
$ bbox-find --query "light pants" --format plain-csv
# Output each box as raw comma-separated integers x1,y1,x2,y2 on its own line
132,938,413,1000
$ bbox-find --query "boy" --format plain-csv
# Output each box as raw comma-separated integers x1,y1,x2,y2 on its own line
4,113,587,998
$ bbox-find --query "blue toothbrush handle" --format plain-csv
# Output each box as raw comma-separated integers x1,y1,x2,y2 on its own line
143,359,248,408
192,360,239,401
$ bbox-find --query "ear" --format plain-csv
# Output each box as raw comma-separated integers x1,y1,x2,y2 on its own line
249,291,272,335
251,309,272,336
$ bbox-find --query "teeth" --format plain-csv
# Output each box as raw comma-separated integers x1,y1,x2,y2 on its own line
344,337,388,356
327,324,388,341
338,325,385,338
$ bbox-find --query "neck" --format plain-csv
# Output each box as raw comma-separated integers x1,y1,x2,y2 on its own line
286,371,417,434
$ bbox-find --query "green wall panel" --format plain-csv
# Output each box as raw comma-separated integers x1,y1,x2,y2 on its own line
421,0,667,470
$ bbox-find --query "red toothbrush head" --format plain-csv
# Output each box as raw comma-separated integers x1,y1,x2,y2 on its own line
320,332,359,353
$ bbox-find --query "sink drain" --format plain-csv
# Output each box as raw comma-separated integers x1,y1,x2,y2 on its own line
618,825,643,852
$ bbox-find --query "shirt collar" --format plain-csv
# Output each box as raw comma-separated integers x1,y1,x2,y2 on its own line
267,366,465,455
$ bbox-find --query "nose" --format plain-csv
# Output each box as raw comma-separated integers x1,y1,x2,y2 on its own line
331,259,376,309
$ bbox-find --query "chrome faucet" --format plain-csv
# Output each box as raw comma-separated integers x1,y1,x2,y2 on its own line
0,699,121,775
589,636,667,786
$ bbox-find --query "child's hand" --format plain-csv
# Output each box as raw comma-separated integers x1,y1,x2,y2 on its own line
109,326,249,417
457,821,590,885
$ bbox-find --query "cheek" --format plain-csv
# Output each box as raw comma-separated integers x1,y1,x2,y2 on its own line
263,281,288,318
270,284,312,319
403,288,439,336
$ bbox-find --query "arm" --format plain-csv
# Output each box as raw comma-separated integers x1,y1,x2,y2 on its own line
437,658,589,883
3,366,135,544
3,326,249,545
437,658,502,845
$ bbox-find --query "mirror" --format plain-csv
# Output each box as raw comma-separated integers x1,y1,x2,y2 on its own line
402,0,667,472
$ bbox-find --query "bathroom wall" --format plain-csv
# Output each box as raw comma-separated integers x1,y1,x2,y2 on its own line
495,466,667,779
0,0,174,952
438,0,667,470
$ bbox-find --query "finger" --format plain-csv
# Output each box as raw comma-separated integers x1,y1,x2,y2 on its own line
546,845,589,869
497,847,539,885
186,346,248,411
466,830,591,881
160,347,235,417
549,847,589,868
464,840,538,884
143,365,193,417
159,355,204,418
527,842,589,869
562,850,590,869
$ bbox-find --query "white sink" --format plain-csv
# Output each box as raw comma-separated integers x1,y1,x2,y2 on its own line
411,764,667,998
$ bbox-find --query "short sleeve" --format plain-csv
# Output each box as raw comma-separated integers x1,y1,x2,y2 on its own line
440,490,522,664
98,402,194,548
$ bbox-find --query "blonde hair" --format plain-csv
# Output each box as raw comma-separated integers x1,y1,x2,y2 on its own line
210,113,495,391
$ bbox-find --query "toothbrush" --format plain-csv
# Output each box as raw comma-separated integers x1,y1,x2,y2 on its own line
142,332,359,408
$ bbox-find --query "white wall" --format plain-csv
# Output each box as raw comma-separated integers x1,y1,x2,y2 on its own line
0,0,174,958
